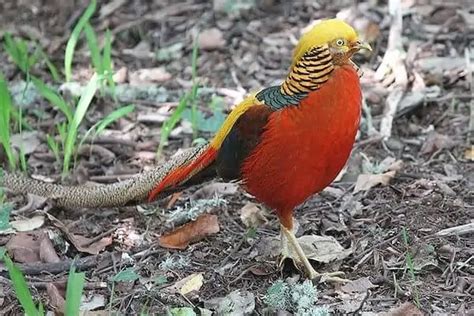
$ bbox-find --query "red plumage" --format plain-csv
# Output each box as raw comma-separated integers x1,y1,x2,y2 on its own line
241,65,361,228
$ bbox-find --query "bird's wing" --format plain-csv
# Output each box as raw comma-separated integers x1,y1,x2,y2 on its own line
147,95,265,201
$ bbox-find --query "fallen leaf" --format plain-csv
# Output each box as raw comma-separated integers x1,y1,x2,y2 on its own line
47,214,112,255
166,273,204,297
298,235,353,263
336,277,377,313
340,277,377,293
99,0,126,18
191,182,238,200
240,202,267,228
204,290,255,315
10,216,44,232
383,302,424,316
354,171,396,193
465,146,474,161
159,214,220,250
122,41,154,60
112,67,128,84
129,67,172,85
169,307,196,316
80,294,106,311
46,283,65,313
6,231,43,263
420,131,455,155
39,235,61,263
198,28,225,50
10,131,41,155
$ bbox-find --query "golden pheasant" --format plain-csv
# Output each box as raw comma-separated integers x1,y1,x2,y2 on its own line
2,19,370,281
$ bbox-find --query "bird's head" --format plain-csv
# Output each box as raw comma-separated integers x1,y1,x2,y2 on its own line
291,19,372,67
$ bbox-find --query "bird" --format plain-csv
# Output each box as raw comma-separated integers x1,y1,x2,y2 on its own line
2,18,370,282
147,18,371,281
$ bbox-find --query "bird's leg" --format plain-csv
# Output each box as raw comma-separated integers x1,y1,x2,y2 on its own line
280,224,349,283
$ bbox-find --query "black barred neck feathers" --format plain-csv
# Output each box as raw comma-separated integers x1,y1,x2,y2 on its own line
280,45,334,96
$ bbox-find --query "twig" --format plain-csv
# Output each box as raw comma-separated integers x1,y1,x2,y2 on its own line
435,223,474,237
375,0,408,139
465,48,474,157
4,252,120,276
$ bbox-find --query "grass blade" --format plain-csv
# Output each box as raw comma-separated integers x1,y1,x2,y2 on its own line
0,249,40,315
65,265,85,316
63,73,100,175
32,76,73,122
157,93,189,157
83,22,103,74
0,73,16,169
64,0,97,81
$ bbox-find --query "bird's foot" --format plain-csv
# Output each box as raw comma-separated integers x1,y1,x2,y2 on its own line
278,225,349,283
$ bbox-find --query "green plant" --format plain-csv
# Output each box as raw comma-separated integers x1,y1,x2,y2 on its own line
62,73,101,176
0,73,16,169
65,265,86,316
0,249,44,315
64,0,97,82
401,227,420,308
0,249,86,316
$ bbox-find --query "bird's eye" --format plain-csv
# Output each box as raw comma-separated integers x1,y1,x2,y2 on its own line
336,39,345,46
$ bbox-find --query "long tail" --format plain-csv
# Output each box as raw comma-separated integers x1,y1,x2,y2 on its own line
147,145,218,201
1,144,216,208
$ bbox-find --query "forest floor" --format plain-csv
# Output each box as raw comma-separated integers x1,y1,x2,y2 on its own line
0,0,472,315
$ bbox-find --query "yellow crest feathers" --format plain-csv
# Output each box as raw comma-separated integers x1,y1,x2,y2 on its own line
291,19,358,67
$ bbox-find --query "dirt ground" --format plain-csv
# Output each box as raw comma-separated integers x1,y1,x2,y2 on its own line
0,0,473,315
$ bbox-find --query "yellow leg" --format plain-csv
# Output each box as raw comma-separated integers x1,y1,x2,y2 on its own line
280,224,349,283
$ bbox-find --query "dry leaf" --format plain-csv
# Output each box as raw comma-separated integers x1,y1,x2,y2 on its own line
420,131,455,155
159,214,220,250
46,283,65,313
48,214,112,255
113,66,128,83
340,277,377,293
198,28,225,50
204,290,255,315
166,273,204,297
39,236,61,263
129,67,172,85
6,231,43,263
240,202,267,228
353,171,396,193
383,302,424,316
465,146,474,161
10,216,45,232
191,182,238,200
80,294,106,311
297,235,353,263
10,131,41,155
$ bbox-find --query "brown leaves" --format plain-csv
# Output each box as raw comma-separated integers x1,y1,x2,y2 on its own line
159,214,220,250
420,131,456,155
239,202,267,228
47,214,112,255
6,231,59,264
353,171,396,193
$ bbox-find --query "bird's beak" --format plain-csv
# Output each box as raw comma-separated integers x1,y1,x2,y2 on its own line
354,40,372,52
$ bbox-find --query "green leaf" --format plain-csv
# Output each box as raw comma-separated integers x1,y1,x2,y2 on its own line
63,73,100,176
157,93,189,156
169,307,197,316
32,77,72,122
65,265,85,316
1,250,41,315
83,22,103,74
0,73,16,169
64,0,97,81
112,268,139,282
0,203,12,231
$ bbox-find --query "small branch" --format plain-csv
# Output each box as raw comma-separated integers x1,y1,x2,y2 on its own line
376,0,408,139
435,223,474,237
